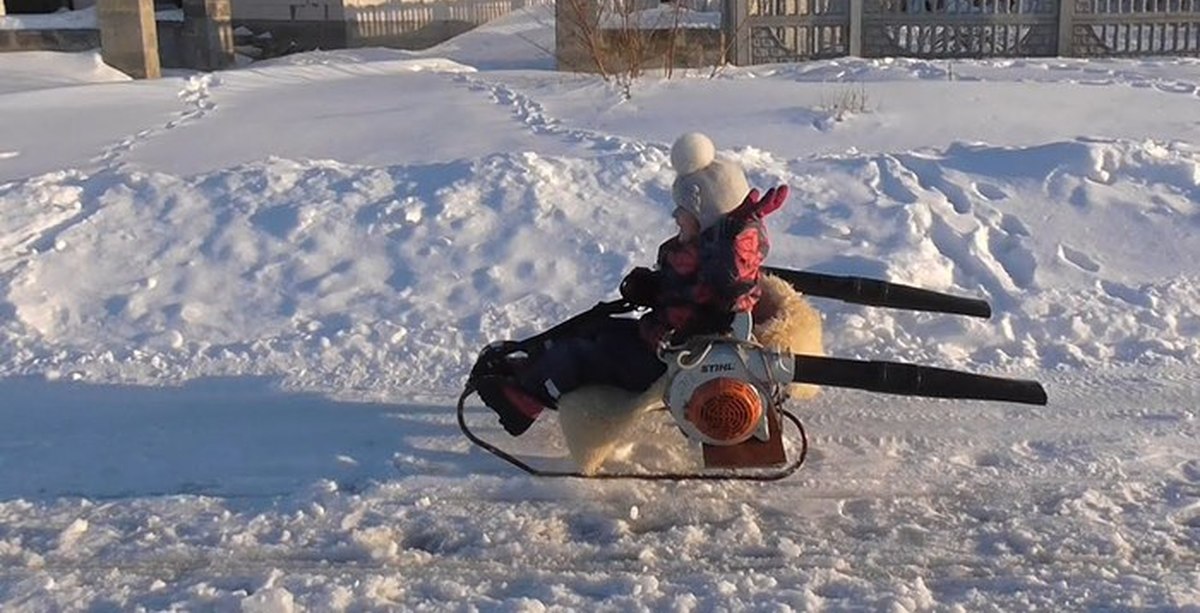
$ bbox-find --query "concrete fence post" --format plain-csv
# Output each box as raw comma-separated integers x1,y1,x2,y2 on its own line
98,0,161,79
182,0,235,71
849,0,863,56
1056,0,1075,56
724,0,749,65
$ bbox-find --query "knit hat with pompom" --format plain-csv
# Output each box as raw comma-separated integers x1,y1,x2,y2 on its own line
670,132,750,231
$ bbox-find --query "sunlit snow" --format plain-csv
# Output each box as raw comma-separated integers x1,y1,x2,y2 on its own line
1,9,1198,610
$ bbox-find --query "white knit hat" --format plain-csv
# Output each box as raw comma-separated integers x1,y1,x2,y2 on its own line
670,132,750,231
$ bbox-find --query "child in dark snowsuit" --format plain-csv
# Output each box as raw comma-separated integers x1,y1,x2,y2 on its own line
480,133,787,435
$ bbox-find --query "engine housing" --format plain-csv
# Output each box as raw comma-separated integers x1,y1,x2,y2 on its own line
663,340,794,447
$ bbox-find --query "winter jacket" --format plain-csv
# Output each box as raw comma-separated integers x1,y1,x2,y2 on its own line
638,215,769,347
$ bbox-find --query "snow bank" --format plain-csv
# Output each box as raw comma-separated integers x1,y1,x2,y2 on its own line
0,50,128,95
2,137,1197,399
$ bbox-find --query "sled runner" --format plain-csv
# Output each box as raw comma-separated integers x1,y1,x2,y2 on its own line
457,268,1048,481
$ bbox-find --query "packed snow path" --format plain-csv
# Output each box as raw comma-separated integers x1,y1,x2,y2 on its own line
0,369,1196,609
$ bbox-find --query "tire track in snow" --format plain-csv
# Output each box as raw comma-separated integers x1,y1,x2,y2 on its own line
797,366,1199,505
6,537,1193,579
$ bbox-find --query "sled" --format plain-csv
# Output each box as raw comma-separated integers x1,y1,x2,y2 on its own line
457,268,1048,481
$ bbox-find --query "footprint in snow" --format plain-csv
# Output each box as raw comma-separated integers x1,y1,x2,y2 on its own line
973,182,1007,201
1154,81,1198,95
1168,462,1200,527
1100,279,1151,307
1058,243,1101,273
973,450,1018,469
999,213,1031,237
1180,459,1200,483
1174,503,1200,528
872,157,922,204
985,226,1038,289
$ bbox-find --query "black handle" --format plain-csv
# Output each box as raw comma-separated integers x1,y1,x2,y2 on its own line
793,355,1047,405
764,267,992,319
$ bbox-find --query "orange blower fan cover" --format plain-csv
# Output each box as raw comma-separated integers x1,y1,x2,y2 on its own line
684,378,763,444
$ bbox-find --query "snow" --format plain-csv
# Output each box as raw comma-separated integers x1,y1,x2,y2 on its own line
0,6,184,30
0,50,129,95
0,7,98,31
1,7,1199,610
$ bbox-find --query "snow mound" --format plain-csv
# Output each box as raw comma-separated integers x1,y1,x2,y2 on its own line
0,51,129,95
2,138,1197,395
0,150,669,393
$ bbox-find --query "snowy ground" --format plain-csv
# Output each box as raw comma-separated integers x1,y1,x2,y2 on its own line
1,10,1199,610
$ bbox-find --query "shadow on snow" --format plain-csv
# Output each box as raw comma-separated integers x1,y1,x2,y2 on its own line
0,375,488,503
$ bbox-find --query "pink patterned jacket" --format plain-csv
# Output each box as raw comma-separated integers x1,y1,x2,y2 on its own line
638,196,777,347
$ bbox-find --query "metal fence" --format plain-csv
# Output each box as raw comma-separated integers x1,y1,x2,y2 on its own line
724,0,1200,61
348,0,537,34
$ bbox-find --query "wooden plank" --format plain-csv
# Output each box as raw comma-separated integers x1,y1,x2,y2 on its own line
702,407,787,469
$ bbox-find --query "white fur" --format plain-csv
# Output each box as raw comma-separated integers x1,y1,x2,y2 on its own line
671,132,716,176
557,378,667,475
752,274,825,399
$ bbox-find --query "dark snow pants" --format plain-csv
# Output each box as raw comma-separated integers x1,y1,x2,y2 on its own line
518,317,666,404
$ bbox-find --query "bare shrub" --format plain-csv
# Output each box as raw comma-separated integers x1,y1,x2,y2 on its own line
559,0,714,98
821,82,870,121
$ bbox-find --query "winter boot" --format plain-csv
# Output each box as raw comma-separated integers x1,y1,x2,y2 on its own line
475,376,549,436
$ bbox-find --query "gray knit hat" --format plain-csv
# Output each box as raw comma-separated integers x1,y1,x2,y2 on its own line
670,132,751,231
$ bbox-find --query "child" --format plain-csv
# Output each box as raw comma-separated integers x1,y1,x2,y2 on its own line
479,132,787,435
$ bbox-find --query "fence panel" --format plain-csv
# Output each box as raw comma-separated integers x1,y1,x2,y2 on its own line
650,0,1200,64
349,0,539,37
727,0,852,63
861,0,1059,57
1070,0,1200,55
